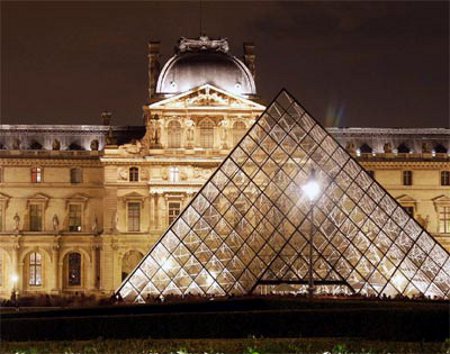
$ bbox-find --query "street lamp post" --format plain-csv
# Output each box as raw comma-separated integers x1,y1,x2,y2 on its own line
11,274,18,309
301,169,321,299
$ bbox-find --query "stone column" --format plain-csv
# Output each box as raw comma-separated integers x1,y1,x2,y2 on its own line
51,244,60,293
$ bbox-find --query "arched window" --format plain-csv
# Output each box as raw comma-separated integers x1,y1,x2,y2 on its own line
68,253,81,286
199,119,214,148
70,168,82,184
29,252,42,286
233,121,246,145
359,143,373,154
121,250,143,281
31,167,42,183
397,143,410,154
129,167,139,182
168,120,182,148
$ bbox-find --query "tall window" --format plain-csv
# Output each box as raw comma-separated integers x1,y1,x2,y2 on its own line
129,167,139,182
68,253,81,286
233,121,246,145
29,252,42,286
439,207,450,234
29,204,43,231
69,204,82,232
441,171,450,186
128,202,141,232
168,202,181,225
31,167,42,183
403,171,412,186
70,168,82,184
169,167,180,183
199,120,214,148
168,121,182,148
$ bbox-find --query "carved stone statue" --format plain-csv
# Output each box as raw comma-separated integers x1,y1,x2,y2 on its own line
13,213,20,231
105,127,117,145
345,142,356,154
185,119,195,148
52,214,60,233
12,138,21,150
90,139,99,151
52,139,61,151
118,168,128,181
383,143,393,153
92,217,99,235
111,210,119,233
422,142,431,154
119,139,142,154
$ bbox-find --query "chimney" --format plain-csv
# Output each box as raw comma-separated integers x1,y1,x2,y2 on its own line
243,42,256,80
101,111,112,125
148,41,161,101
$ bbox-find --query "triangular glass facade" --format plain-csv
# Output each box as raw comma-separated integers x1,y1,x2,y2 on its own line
118,90,450,302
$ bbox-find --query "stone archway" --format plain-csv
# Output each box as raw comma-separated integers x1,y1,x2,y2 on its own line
121,250,144,281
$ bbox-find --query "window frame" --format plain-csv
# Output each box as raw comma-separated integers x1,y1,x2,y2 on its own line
68,203,83,232
31,166,43,183
28,252,42,286
168,201,182,225
127,202,141,232
441,171,450,186
68,252,82,286
129,167,139,182
199,119,215,148
438,206,450,234
70,167,83,184
29,203,43,231
168,120,182,148
402,170,413,186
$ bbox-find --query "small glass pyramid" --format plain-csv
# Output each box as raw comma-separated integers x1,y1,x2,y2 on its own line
118,90,450,302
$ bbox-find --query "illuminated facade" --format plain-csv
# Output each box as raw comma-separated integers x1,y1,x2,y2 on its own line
0,36,449,299
118,91,450,301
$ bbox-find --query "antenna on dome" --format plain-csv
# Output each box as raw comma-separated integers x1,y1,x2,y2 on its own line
199,0,203,36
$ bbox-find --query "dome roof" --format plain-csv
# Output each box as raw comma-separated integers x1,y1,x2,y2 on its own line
155,37,256,97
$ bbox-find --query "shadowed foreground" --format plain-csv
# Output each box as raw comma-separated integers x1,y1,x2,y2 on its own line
1,297,448,342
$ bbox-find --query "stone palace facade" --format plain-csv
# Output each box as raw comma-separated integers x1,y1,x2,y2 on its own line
0,37,448,299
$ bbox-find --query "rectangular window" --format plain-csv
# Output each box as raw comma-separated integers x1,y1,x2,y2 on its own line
169,167,179,183
31,167,42,183
29,204,43,231
129,167,139,182
441,171,450,186
403,206,414,217
168,202,181,225
403,171,412,186
70,168,82,184
439,207,450,234
128,202,140,232
69,204,82,232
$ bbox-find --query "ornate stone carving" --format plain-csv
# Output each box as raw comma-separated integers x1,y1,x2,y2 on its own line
90,139,99,151
345,142,356,154
52,139,61,151
12,138,21,150
177,36,229,54
119,139,142,154
52,214,60,233
383,143,393,153
118,168,128,181
13,212,20,231
422,142,432,154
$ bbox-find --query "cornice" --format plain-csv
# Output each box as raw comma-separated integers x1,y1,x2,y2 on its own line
359,160,450,169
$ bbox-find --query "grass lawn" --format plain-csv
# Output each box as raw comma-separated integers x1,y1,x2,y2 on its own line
1,338,449,354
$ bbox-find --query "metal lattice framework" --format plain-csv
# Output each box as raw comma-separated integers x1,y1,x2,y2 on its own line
118,90,450,302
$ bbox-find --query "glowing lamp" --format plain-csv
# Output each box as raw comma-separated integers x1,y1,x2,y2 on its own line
302,170,321,201
11,274,18,284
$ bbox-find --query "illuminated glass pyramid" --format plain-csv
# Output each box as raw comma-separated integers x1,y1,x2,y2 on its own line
118,90,450,302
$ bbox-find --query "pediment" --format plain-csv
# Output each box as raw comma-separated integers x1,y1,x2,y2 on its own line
66,193,90,202
432,194,450,205
148,84,265,111
396,194,416,205
27,193,51,201
119,191,147,200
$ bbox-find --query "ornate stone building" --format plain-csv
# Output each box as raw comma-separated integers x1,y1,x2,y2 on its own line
0,36,449,299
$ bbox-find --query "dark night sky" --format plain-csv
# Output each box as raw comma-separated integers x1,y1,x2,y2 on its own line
1,1,449,128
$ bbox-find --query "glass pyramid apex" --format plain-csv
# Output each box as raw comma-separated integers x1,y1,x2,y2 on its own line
118,90,450,302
